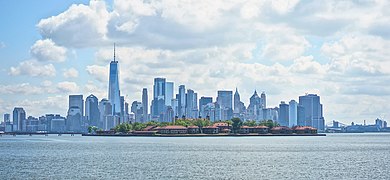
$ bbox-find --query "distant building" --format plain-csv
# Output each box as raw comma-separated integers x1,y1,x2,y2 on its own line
85,94,100,127
278,101,289,126
299,94,325,131
199,97,213,118
108,45,121,117
67,95,84,132
246,90,265,121
99,99,115,130
165,82,174,106
186,89,198,119
289,100,298,127
178,85,186,118
217,90,233,120
4,113,10,123
13,107,26,132
51,118,66,132
233,88,245,117
151,78,166,121
142,88,148,122
131,101,143,123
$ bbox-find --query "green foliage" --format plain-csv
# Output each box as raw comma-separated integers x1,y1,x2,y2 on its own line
87,126,99,134
132,122,147,131
259,120,279,128
231,118,242,134
243,120,257,127
115,123,132,133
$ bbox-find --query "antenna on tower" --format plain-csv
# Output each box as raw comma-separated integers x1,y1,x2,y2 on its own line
113,43,116,62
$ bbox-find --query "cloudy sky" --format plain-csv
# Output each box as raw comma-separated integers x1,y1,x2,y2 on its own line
0,0,389,124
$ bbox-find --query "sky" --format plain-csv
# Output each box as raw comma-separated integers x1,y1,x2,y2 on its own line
0,0,389,125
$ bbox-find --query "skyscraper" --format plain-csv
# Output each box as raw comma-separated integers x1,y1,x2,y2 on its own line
261,92,266,108
199,97,213,118
217,90,233,120
13,107,26,132
233,88,245,116
99,99,114,130
178,85,186,118
289,100,298,127
85,94,100,127
67,95,84,132
299,94,325,131
108,44,121,116
142,88,148,122
4,113,10,123
278,101,289,126
165,82,174,106
185,89,198,119
151,78,166,121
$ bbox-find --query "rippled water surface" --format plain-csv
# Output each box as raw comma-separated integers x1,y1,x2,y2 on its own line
1,133,389,179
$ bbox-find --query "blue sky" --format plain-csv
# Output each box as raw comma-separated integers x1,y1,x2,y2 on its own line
1,0,389,125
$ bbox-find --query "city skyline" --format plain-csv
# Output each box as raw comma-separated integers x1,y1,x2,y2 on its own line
1,0,390,125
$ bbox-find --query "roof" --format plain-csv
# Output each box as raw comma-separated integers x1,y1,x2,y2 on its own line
143,126,156,131
159,125,187,130
293,126,317,130
203,126,218,129
253,126,269,129
271,126,291,130
214,122,229,126
240,126,251,128
187,126,199,129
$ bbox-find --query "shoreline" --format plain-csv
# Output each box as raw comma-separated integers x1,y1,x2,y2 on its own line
81,133,326,137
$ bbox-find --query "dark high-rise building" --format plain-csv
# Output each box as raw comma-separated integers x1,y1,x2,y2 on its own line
297,105,305,126
299,94,325,131
131,101,143,123
178,85,186,118
142,88,148,122
69,95,84,116
261,92,266,108
278,101,289,126
108,44,121,116
85,94,100,127
4,113,10,123
233,88,245,116
13,107,26,132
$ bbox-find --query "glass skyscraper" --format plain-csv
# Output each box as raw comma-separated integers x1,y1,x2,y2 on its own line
108,46,121,116
299,94,325,131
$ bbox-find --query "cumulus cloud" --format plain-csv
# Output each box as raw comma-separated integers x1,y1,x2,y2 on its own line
37,0,109,47
63,68,79,78
57,81,80,93
9,60,56,77
30,39,67,62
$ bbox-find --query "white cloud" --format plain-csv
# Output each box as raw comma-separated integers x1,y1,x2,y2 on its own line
86,65,108,82
57,81,80,93
37,0,109,47
9,60,56,77
30,39,67,62
63,68,79,78
0,42,5,48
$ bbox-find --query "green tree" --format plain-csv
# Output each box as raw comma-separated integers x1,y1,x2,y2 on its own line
115,123,132,133
194,119,211,133
132,122,147,131
87,126,99,134
231,118,242,134
243,120,257,127
259,120,279,128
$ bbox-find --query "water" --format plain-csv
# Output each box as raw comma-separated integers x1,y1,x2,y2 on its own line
0,133,389,179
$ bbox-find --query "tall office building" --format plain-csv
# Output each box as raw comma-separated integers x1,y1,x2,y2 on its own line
99,99,114,130
85,94,100,127
233,88,245,116
171,99,179,118
69,95,84,116
185,89,198,119
4,113,10,123
199,97,213,118
142,88,148,122
297,105,305,126
165,82,174,106
289,100,298,127
13,107,26,132
278,101,289,126
217,90,233,120
151,78,166,121
261,92,266,108
67,95,84,132
108,44,121,116
178,85,186,118
131,101,143,122
299,94,325,131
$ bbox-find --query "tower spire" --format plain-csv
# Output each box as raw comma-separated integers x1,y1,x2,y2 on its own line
113,43,116,62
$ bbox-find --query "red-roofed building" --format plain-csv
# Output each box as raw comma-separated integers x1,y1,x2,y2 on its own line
252,126,269,134
187,126,200,134
213,122,231,132
239,126,251,134
271,126,292,134
156,126,188,134
293,126,317,134
203,126,219,134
